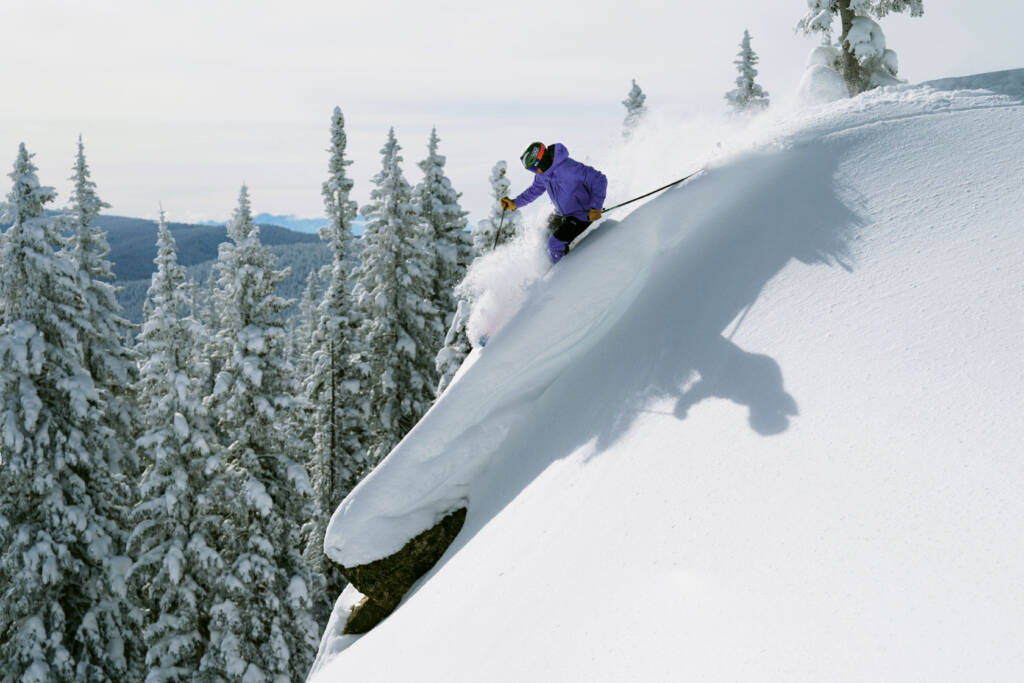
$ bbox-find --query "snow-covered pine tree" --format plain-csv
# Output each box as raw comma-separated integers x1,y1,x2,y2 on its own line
622,78,648,138
66,136,139,484
0,143,132,680
200,186,319,682
472,160,518,254
354,128,440,464
304,106,369,614
797,0,923,96
321,107,359,275
65,138,142,673
128,209,225,681
414,127,471,345
725,30,770,113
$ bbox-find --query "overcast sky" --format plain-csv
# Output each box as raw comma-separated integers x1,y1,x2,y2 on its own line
3,0,1021,226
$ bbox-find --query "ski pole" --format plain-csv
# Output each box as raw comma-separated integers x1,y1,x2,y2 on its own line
492,207,507,251
602,169,703,214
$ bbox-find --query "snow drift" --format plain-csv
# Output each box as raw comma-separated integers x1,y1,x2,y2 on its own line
313,71,1024,681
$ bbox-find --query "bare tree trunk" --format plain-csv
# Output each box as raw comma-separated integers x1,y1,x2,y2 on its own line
838,0,868,95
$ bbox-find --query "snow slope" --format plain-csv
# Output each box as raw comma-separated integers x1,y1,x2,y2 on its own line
313,73,1024,681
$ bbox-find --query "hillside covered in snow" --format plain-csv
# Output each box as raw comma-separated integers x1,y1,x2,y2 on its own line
311,71,1024,681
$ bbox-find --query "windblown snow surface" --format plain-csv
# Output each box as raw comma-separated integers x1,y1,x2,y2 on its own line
312,71,1024,682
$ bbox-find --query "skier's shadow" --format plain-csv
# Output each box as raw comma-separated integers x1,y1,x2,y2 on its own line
674,333,798,435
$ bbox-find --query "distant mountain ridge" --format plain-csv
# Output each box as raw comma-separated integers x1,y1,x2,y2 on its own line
200,213,367,236
88,214,323,281
199,213,325,234
89,213,331,324
0,211,331,324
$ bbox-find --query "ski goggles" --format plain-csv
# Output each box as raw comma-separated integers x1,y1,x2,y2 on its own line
520,143,546,171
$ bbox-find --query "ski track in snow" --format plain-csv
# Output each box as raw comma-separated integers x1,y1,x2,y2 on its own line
313,73,1024,681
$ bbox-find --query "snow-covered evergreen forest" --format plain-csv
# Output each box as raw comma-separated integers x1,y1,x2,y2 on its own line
0,109,475,680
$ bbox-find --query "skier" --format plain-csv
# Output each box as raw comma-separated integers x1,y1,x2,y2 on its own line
500,142,608,264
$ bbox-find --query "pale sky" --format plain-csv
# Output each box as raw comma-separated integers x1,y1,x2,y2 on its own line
3,0,1021,226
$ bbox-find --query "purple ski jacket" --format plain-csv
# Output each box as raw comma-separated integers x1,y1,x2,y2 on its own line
513,143,608,222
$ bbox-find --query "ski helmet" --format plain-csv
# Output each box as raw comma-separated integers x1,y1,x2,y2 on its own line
520,142,547,171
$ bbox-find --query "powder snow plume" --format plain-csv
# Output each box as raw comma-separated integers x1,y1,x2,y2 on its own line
459,99,802,347
458,218,550,348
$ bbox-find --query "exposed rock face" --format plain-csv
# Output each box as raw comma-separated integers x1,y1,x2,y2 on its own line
343,595,396,635
341,507,467,634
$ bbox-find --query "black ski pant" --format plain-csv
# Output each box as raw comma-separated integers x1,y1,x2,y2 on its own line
547,213,592,244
